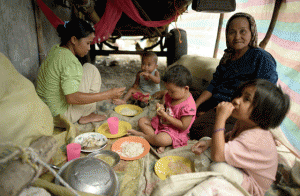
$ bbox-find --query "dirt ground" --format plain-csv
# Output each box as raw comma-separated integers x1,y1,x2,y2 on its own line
94,54,167,93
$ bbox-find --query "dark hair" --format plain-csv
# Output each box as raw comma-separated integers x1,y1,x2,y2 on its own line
231,79,290,129
141,51,158,64
57,19,95,45
162,65,192,88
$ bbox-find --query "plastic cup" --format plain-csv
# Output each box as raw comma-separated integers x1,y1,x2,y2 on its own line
107,117,119,135
67,143,81,161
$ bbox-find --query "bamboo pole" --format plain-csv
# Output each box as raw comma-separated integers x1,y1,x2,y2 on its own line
213,13,224,58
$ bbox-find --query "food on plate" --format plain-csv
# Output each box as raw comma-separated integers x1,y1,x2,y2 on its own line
120,107,138,116
166,157,192,177
81,137,106,150
118,141,144,158
94,154,116,167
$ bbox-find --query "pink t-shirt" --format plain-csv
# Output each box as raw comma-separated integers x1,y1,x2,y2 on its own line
151,93,196,148
224,128,278,196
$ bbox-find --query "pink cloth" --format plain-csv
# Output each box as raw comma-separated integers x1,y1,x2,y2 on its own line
36,0,64,29
224,128,278,196
151,93,196,148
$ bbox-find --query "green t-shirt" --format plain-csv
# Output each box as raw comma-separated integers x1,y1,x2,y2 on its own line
36,44,83,116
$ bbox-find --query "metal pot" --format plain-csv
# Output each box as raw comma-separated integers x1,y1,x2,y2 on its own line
55,157,119,196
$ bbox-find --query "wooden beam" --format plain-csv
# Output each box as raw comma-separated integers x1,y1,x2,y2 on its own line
213,13,224,58
69,0,101,24
93,49,167,56
259,0,283,49
132,0,162,37
33,0,46,64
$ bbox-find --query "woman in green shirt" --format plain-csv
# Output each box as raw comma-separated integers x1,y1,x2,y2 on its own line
36,19,125,124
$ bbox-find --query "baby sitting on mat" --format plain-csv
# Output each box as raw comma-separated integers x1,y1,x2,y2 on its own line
113,51,160,108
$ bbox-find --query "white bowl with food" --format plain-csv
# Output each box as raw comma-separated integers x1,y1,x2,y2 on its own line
74,132,108,152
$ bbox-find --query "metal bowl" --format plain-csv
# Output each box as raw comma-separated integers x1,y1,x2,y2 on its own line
88,150,120,167
55,157,119,196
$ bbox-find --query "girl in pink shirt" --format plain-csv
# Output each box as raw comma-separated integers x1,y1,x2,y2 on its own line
128,65,196,153
192,79,290,196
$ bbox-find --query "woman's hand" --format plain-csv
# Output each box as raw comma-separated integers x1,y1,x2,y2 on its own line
215,101,235,122
191,140,210,155
107,87,126,99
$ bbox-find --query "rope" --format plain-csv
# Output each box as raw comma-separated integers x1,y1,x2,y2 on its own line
173,0,182,44
0,143,79,196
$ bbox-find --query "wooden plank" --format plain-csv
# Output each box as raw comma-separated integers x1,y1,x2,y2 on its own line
259,0,283,49
33,0,46,64
93,49,168,57
213,13,224,58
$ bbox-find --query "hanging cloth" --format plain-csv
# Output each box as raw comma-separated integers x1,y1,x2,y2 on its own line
35,0,64,29
36,0,178,44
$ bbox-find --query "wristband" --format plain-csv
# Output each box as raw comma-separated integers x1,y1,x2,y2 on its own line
214,128,225,133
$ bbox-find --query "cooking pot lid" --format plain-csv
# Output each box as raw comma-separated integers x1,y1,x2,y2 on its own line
69,158,112,186
56,157,119,196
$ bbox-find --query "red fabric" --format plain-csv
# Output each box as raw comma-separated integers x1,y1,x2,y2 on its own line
36,0,178,44
94,0,177,43
36,0,64,29
132,92,150,103
115,0,177,27
93,0,122,43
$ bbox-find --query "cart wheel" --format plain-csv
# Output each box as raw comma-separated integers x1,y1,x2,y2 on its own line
166,28,187,66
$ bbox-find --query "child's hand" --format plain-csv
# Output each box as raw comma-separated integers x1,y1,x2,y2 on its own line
156,103,165,116
191,140,210,155
215,101,235,121
140,72,150,80
151,92,159,100
151,90,167,100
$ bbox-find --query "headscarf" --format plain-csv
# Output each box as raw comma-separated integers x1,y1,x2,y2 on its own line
220,12,258,65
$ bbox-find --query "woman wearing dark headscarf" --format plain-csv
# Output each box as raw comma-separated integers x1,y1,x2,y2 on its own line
36,19,125,124
190,12,278,140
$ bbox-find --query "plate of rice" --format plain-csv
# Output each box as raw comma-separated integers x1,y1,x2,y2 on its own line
114,104,143,117
111,136,150,160
154,156,195,180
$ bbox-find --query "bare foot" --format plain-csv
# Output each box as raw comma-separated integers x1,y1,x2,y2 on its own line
113,99,127,105
127,129,144,136
157,147,165,154
196,111,206,117
78,113,107,124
